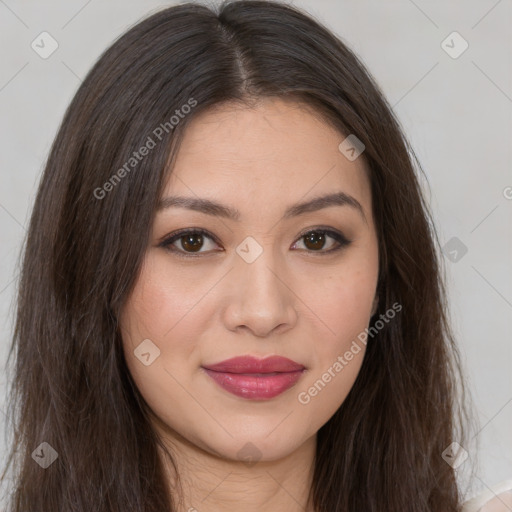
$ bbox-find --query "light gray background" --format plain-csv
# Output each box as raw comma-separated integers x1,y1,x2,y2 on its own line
0,0,511,506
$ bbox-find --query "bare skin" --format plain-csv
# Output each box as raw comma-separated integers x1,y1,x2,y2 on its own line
120,97,379,512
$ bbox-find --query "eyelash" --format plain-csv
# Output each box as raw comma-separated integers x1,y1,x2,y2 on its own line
158,227,352,259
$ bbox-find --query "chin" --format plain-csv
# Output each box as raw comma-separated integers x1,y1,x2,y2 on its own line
196,428,311,465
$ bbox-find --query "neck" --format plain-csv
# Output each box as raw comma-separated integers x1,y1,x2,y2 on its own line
155,425,317,512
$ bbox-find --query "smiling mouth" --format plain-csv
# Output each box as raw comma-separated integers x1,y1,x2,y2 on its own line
201,368,305,400
201,355,306,400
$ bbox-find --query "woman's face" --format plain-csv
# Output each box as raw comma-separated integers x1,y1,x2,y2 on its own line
120,97,379,463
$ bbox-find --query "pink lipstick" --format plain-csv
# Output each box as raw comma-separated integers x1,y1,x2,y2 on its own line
202,355,305,400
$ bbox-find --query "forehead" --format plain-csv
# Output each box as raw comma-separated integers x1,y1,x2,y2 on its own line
163,97,372,220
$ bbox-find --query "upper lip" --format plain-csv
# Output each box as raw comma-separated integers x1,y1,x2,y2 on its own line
202,355,305,374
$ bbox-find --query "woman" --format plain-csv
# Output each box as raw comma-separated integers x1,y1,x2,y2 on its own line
1,0,500,510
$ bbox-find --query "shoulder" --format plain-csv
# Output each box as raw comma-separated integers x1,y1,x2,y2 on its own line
461,479,512,512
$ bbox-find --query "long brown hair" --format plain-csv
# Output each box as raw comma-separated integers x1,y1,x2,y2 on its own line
1,1,477,510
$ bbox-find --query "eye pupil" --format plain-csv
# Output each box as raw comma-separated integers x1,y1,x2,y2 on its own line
304,231,326,251
181,233,203,252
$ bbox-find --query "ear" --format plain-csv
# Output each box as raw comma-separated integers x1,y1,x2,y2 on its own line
371,295,379,316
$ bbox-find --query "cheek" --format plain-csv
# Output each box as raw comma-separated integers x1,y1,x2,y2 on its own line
296,346,364,436
119,261,202,426
120,254,210,389
122,254,207,342
299,254,378,350
292,252,377,413
294,274,372,423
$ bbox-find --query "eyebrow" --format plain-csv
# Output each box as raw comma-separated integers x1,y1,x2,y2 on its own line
157,191,367,224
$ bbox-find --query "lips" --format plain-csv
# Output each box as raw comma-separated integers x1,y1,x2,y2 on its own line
202,355,305,400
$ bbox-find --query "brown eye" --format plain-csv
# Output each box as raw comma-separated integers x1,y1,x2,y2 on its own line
180,232,204,252
293,229,350,253
303,231,327,251
159,229,220,256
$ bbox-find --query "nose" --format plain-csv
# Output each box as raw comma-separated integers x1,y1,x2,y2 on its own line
221,244,298,338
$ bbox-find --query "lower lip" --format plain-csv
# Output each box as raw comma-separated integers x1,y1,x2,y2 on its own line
202,368,305,400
